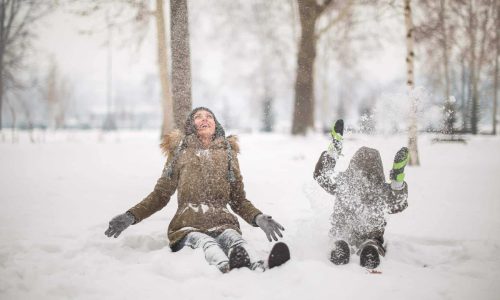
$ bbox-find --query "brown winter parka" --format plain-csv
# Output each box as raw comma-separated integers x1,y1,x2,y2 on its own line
127,130,262,250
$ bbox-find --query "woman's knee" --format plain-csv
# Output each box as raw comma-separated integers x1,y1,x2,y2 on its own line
218,229,246,249
185,232,217,249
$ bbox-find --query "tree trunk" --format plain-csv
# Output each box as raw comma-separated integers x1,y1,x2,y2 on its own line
404,0,420,166
6,97,15,142
320,36,331,130
467,0,479,134
103,11,117,132
440,0,454,134
460,55,468,132
470,61,479,135
292,0,318,135
156,0,174,137
0,1,5,132
0,65,3,132
493,2,499,135
471,1,489,135
440,0,450,101
170,0,192,129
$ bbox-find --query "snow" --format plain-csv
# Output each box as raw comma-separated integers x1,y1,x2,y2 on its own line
1,131,499,300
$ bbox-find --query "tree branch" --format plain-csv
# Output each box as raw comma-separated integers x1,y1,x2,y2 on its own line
317,0,334,15
3,0,19,45
315,0,354,39
6,2,32,45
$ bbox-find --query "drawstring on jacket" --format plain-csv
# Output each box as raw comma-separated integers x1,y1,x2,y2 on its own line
225,138,236,182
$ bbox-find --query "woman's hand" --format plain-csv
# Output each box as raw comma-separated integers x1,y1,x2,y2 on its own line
255,214,285,242
105,212,135,238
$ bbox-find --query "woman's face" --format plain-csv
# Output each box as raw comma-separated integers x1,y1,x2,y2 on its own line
193,109,216,138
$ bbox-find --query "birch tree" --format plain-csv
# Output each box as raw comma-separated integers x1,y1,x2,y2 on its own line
404,0,420,165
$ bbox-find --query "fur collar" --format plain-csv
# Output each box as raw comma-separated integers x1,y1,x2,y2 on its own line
160,129,240,157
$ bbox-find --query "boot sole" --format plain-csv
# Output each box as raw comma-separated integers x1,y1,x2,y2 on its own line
229,246,251,270
360,245,380,269
269,242,290,269
330,240,350,265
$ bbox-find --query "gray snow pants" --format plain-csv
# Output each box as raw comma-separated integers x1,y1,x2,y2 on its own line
181,229,263,272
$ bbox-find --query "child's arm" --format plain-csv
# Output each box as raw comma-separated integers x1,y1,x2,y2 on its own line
313,151,338,195
384,147,409,214
383,182,408,214
313,120,344,195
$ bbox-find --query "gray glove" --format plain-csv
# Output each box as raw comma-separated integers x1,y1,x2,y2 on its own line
105,212,135,238
255,214,285,242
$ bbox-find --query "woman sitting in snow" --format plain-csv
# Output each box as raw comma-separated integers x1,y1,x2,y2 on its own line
313,120,409,269
105,107,289,273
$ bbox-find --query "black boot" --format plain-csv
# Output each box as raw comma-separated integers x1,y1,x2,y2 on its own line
268,242,290,269
228,246,251,270
360,245,380,269
330,240,350,265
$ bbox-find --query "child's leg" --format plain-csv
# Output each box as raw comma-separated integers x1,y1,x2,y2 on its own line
183,231,229,272
216,229,265,271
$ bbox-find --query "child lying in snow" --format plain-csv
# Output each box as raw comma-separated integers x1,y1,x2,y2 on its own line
313,120,409,269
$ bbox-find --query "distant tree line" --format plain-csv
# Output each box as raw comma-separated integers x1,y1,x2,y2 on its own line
0,0,498,147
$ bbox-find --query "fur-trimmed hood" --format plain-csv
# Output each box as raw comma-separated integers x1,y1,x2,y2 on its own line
160,129,240,157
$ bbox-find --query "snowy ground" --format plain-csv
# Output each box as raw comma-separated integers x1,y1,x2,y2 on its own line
1,130,499,300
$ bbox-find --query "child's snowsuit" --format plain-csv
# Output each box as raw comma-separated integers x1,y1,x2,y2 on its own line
314,146,408,251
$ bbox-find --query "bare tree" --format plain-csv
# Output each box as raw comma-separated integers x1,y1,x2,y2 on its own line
102,10,117,131
261,91,275,132
438,0,456,134
458,0,496,134
415,0,496,135
71,0,175,136
291,0,356,135
404,0,420,165
46,58,72,129
415,0,457,134
0,0,51,133
170,0,192,129
154,0,174,135
195,0,296,131
3,94,16,141
250,0,294,132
